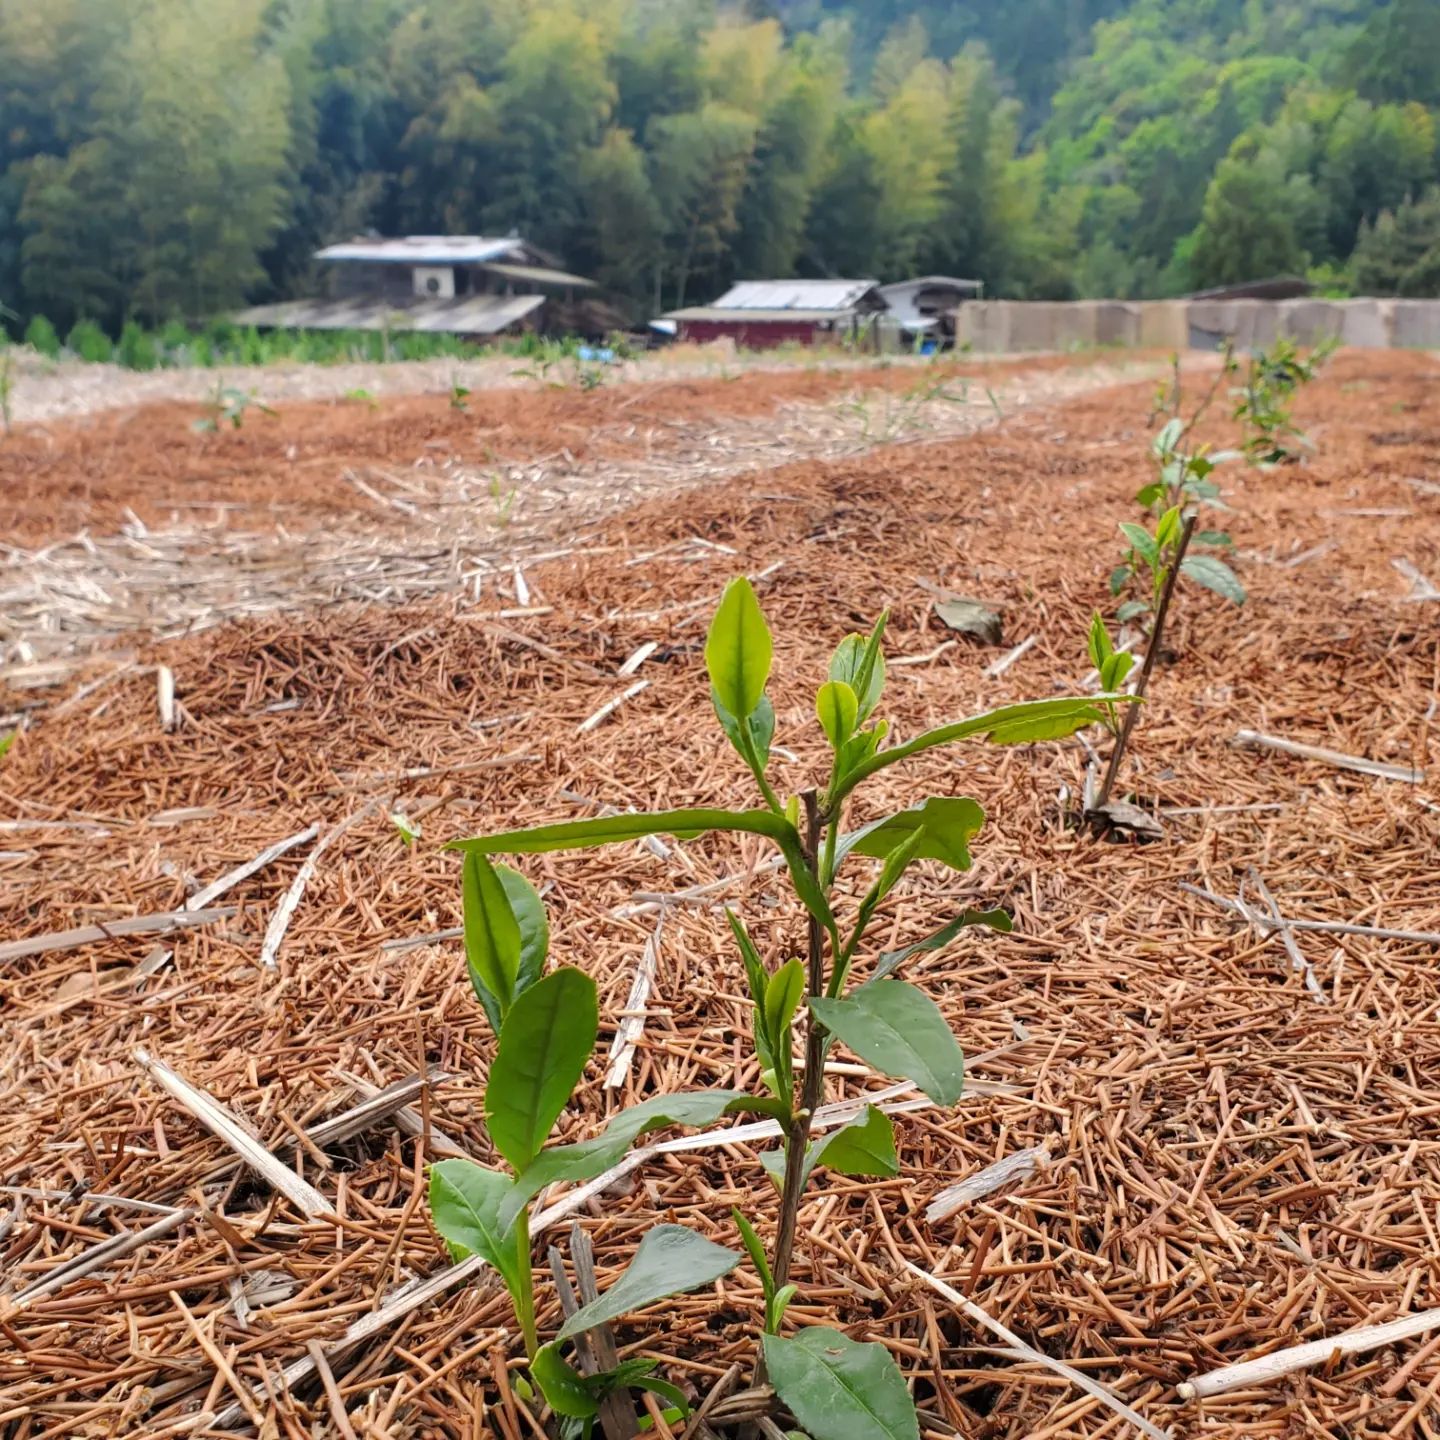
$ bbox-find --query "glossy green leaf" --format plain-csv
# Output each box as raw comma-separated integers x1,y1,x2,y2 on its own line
427,1159,523,1288
450,807,794,855
714,690,775,770
811,1105,897,1179
810,980,965,1105
816,681,859,749
837,796,985,873
1154,505,1182,551
1151,417,1183,456
763,958,805,1061
706,577,773,721
865,909,1011,987
1181,554,1246,605
1116,599,1150,623
732,1207,774,1297
1134,481,1165,508
485,968,597,1172
1120,523,1159,568
1099,652,1134,692
497,1089,747,1230
1109,564,1132,596
557,1225,740,1340
1087,612,1111,670
533,1345,599,1420
763,1327,919,1440
498,864,549,1001
462,851,521,1030
828,628,885,725
831,697,1121,803
1194,529,1233,548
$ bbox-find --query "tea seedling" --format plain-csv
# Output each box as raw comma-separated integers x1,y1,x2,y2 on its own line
428,853,757,1431
1233,336,1335,466
191,384,276,432
449,379,471,411
440,578,1125,1439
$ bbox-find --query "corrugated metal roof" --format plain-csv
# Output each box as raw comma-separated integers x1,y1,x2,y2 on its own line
232,294,546,335
877,276,983,296
314,236,528,265
480,260,596,289
664,306,864,324
705,280,882,312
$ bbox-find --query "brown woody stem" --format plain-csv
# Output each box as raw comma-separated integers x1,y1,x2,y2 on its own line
1093,511,1198,816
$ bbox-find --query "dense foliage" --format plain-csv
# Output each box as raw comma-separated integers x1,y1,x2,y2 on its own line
1,0,1437,333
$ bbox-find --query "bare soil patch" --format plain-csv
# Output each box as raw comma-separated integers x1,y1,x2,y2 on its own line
1,350,1438,1439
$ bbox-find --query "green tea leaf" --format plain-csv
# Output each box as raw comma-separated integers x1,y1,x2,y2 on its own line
1119,523,1159,569
1194,529,1233,548
732,1207,774,1297
810,980,965,1105
1151,417,1183,456
837,796,985,873
1109,564,1132,596
714,690,775,770
1134,482,1164,508
1154,505,1182,550
485,968,597,1172
1087,612,1111,670
829,630,885,724
865,909,1011,986
762,1327,919,1440
816,681,859,749
498,1089,748,1229
532,1345,599,1419
450,807,794,855
1099,652,1134,692
427,1159,523,1289
706,577,773,721
1180,554,1246,605
1116,599,1150,622
497,864,549,1001
462,851,523,1030
831,698,1120,803
557,1225,740,1340
763,958,805,1060
811,1105,897,1179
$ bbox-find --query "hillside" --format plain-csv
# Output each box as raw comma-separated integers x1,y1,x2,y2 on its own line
0,0,1437,334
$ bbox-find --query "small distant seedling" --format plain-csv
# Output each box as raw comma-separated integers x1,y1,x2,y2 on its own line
488,474,517,525
1233,337,1335,466
433,578,1124,1438
192,383,275,433
449,379,471,411
344,387,378,410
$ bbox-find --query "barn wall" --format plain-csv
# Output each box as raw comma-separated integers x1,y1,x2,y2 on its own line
954,298,1440,353
677,319,833,348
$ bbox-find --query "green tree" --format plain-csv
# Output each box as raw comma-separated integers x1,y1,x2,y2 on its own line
1184,136,1322,288
1353,186,1440,296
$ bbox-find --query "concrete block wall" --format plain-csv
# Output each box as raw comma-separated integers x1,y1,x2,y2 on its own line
954,297,1440,352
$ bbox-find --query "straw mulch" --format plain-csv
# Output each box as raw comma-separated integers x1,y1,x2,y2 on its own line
2,350,1438,1440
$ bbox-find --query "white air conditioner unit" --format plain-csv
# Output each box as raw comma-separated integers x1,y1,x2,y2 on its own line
413,265,455,299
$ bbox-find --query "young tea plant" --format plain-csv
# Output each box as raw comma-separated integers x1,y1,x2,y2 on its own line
428,853,758,1434
443,578,1125,1440
191,383,275,433
1233,336,1336,466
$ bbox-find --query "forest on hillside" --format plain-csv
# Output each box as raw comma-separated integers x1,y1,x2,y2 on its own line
1,0,1438,334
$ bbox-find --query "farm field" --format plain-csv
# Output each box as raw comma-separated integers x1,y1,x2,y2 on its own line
2,347,1439,1440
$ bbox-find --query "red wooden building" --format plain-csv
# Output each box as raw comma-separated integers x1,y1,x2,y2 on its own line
661,280,887,349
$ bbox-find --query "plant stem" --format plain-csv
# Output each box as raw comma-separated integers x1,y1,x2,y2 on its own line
770,791,828,1294
512,1211,539,1361
1092,511,1198,817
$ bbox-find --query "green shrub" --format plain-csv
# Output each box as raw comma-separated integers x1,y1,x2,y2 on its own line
116,320,159,371
65,320,113,364
23,315,62,358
